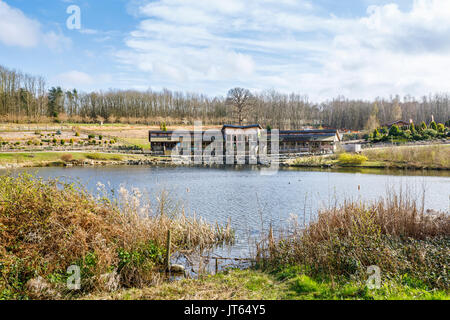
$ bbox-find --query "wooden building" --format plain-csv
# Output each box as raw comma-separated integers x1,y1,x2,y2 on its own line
277,129,341,154
149,125,340,156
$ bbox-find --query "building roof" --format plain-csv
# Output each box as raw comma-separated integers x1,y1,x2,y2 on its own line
279,129,339,135
149,130,175,134
383,120,410,127
222,124,262,129
280,133,338,142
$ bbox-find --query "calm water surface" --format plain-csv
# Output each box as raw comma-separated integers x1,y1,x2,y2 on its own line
3,166,449,257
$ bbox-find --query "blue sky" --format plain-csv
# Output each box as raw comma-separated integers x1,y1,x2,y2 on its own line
0,0,448,100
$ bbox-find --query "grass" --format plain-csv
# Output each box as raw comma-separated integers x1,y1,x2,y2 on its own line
263,190,449,292
0,174,234,299
0,152,143,166
70,188,450,301
85,153,123,161
0,174,448,300
120,138,151,151
85,268,449,300
291,155,334,167
362,144,450,169
291,144,450,170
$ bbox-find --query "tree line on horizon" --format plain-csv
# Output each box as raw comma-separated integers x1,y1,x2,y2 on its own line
1,64,449,130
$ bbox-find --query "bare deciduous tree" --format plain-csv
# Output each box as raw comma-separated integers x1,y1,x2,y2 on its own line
0,64,449,129
226,87,254,125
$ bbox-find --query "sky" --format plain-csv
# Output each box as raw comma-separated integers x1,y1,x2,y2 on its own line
0,0,449,101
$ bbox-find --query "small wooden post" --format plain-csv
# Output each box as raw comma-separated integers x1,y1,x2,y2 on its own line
165,230,171,273
215,258,219,275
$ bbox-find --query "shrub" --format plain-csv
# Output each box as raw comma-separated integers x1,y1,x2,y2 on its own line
372,129,380,139
420,121,427,131
75,132,80,137
338,153,368,165
60,140,65,145
409,122,416,134
85,153,106,161
60,154,73,162
437,123,445,133
430,121,438,131
422,129,437,139
388,125,401,137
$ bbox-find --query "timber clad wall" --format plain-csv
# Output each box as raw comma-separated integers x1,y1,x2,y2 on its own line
149,125,340,156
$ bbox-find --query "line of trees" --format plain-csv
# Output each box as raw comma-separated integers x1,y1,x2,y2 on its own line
1,64,449,130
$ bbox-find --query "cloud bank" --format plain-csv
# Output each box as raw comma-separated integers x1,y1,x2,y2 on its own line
116,0,450,100
0,0,70,51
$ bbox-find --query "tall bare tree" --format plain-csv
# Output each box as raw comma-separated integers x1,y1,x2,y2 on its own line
226,87,254,125
1,64,449,128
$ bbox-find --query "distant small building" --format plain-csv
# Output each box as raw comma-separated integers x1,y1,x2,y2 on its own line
343,144,362,153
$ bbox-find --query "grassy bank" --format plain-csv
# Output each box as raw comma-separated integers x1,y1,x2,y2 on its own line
0,152,150,167
291,144,450,170
86,268,448,300
361,144,450,169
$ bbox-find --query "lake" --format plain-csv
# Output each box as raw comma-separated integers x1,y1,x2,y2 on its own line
2,166,450,259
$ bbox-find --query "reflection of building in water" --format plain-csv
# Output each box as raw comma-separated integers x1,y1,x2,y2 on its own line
149,124,340,156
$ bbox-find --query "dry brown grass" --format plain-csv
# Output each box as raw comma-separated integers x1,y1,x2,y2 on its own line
362,145,450,168
265,191,450,289
0,174,233,299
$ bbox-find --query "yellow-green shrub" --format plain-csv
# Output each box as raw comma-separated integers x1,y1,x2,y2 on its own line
338,153,368,165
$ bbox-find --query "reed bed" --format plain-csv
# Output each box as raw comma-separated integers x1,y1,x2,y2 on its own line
0,174,233,299
262,191,450,290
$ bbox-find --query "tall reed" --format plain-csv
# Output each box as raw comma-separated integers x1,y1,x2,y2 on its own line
0,174,234,299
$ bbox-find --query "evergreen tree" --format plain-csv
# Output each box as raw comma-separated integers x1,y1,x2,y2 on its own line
430,121,438,131
420,121,427,131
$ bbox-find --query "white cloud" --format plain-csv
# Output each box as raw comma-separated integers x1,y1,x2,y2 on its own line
56,71,94,86
0,0,40,47
0,0,71,50
115,0,450,99
55,71,112,89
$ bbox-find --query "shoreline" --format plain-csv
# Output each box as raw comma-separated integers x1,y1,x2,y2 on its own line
2,174,448,300
1,151,449,172
1,142,449,171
